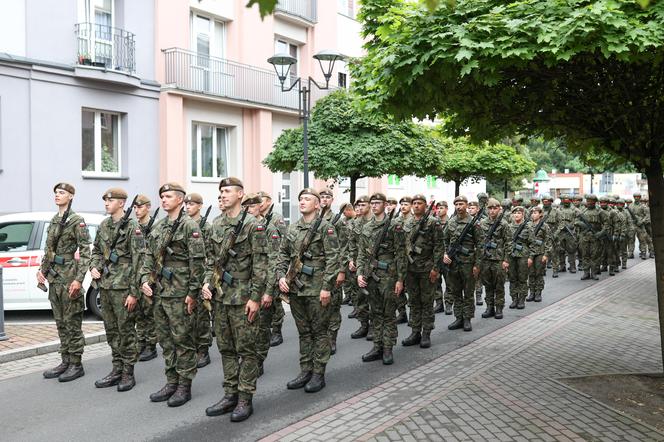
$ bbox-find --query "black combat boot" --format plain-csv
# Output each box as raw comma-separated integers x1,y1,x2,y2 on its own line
401,330,421,346
444,303,453,315
559,265,566,273
196,350,211,368
348,308,358,319
650,252,655,259
534,291,542,302
351,323,369,339
481,305,495,318
341,295,351,305
150,383,178,402
448,318,464,330
509,298,519,309
396,309,408,324
581,271,591,280
516,298,526,309
475,289,483,306
640,252,647,260
433,300,445,314
287,371,312,389
95,366,122,388
420,331,431,348
463,318,472,332
592,270,599,280
362,347,383,362
495,306,504,319
526,291,535,302
546,262,552,269
382,347,394,365
43,356,69,379
304,373,326,393
167,384,192,407
609,267,615,276
600,265,608,272
230,397,254,422
139,345,158,362
552,269,559,278
58,363,84,382
569,264,577,273
365,324,374,341
628,253,634,259
270,328,283,347
622,262,627,270
206,393,238,416
117,366,136,392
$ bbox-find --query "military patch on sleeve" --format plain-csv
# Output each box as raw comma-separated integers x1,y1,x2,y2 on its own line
256,225,265,231
192,232,200,238
327,228,335,235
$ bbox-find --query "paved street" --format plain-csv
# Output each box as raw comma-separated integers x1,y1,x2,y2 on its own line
0,260,659,441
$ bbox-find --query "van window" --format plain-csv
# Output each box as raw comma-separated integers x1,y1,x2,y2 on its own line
0,222,35,252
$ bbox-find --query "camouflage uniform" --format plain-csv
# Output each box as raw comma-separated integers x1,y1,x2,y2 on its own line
348,215,372,332
135,218,160,356
269,212,287,340
632,197,654,258
556,197,580,273
393,214,411,318
478,213,510,314
527,217,553,300
624,199,637,258
611,200,628,271
507,218,532,307
575,197,609,280
615,202,630,268
40,211,92,365
193,219,213,358
433,214,450,311
275,216,340,376
323,210,347,349
541,201,560,276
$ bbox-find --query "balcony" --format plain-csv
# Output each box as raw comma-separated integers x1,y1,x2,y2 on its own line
75,22,136,74
275,0,317,24
163,48,331,112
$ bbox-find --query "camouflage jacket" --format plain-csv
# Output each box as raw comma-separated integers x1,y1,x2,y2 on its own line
204,212,264,305
357,215,407,282
557,205,580,237
478,216,511,262
255,214,283,297
529,220,553,258
324,209,350,272
90,217,145,295
631,202,648,227
442,214,481,267
275,216,340,296
507,221,532,259
348,216,371,265
404,215,444,273
575,206,609,239
139,214,206,299
542,206,559,237
40,211,92,284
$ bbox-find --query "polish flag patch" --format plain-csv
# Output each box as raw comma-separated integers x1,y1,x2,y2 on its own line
256,225,265,231
271,234,280,239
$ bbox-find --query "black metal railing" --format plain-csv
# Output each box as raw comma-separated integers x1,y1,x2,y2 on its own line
163,48,331,111
75,22,136,74
275,0,317,23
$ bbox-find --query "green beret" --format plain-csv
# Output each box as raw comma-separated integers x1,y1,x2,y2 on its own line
134,194,151,206
298,188,320,201
369,192,387,202
102,187,128,200
184,193,203,204
257,191,272,200
436,200,448,208
159,182,186,196
586,194,598,201
219,177,244,190
53,182,75,195
468,201,479,207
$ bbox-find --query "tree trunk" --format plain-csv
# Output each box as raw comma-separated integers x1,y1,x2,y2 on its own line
455,180,461,197
645,159,664,373
504,179,508,198
350,175,358,204
590,171,595,193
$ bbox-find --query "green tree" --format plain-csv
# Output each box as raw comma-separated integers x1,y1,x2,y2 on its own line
263,90,443,202
245,0,278,18
354,0,664,370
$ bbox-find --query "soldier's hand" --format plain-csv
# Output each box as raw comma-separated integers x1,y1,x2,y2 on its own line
36,271,46,284
472,266,480,279
429,269,439,283
125,295,137,312
68,280,82,299
261,294,273,309
202,283,213,300
502,261,509,271
278,277,290,293
185,295,196,315
443,254,452,265
245,300,260,322
91,268,101,279
542,255,548,264
348,261,357,272
358,275,368,288
141,282,153,298
320,290,331,307
336,272,345,287
394,280,404,296
527,258,533,268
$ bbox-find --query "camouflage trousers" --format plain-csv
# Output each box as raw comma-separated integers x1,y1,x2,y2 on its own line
446,263,476,320
636,226,654,254
100,289,138,369
579,234,602,275
290,295,331,375
405,271,435,331
528,255,546,294
327,285,343,339
193,302,212,353
270,298,285,332
367,273,398,349
48,283,85,363
508,256,529,302
256,302,275,365
154,296,197,386
354,278,370,326
616,237,628,267
480,259,506,308
434,275,451,307
549,236,560,270
135,294,157,348
558,231,577,271
626,231,636,256
215,302,259,399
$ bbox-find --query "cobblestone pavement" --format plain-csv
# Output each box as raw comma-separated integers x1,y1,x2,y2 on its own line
261,260,663,442
0,322,105,352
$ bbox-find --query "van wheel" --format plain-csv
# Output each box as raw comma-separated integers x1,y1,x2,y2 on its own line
86,287,102,319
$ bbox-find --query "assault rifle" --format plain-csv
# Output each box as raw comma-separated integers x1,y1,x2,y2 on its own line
38,199,73,292
483,210,505,254
577,213,607,240
441,208,484,272
407,201,436,264
149,207,186,305
331,209,343,226
360,208,397,295
283,206,330,302
211,206,249,294
264,203,274,227
143,207,160,237
626,206,641,227
200,205,212,229
511,220,530,254
532,217,547,247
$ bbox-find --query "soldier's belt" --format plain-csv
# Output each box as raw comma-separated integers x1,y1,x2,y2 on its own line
221,269,252,286
53,253,76,265
371,258,392,271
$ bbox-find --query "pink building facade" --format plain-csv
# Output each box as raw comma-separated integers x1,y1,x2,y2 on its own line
155,0,378,222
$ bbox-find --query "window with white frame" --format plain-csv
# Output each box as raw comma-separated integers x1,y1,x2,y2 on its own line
82,109,121,176
191,123,229,179
275,39,298,84
337,0,356,18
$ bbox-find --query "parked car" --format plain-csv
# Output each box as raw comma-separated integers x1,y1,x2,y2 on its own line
0,212,106,318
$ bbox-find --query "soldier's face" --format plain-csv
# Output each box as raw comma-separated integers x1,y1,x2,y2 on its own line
217,196,223,211
54,189,72,207
246,203,261,217
299,195,319,215
531,210,541,222
343,205,355,218
400,203,411,215
185,201,202,217
134,204,149,219
488,206,500,219
161,191,183,212
454,201,467,215
543,200,552,207
468,205,478,215
320,194,333,208
104,197,125,216
220,186,243,209
260,197,271,214
370,200,386,216
513,212,523,223
438,206,448,217
357,202,370,216
387,202,397,212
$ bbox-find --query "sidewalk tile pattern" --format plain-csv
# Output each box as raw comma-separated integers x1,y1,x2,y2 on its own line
0,322,105,352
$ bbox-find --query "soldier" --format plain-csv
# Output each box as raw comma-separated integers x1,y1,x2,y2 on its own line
184,193,213,368
140,182,206,407
541,194,560,277
467,201,485,306
202,178,263,422
477,192,489,213
276,189,340,393
133,195,159,362
348,195,372,338
387,196,398,214
624,197,637,259
91,188,144,392
556,194,579,273
402,194,443,345
527,207,553,302
394,196,412,323
443,195,481,331
507,206,531,309
478,198,510,319
502,198,512,213
633,193,654,258
258,191,288,348
642,195,654,258
433,201,449,314
611,198,628,272
319,189,347,355
512,195,524,208
38,183,91,382
357,193,405,365
598,196,613,274
575,194,609,280
341,202,357,306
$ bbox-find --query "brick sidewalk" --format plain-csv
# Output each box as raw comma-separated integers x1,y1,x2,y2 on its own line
262,260,663,442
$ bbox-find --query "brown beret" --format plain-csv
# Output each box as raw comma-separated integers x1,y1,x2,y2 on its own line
219,177,244,190
319,188,333,197
159,182,186,197
184,193,203,204
511,206,525,214
399,196,413,204
134,194,151,206
453,195,468,203
298,188,320,201
241,193,262,206
53,182,75,195
436,201,448,208
102,187,128,200
257,191,272,200
355,195,370,204
412,194,427,203
486,198,500,208
369,192,387,202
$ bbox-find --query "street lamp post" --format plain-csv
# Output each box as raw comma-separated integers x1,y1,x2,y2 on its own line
268,50,345,188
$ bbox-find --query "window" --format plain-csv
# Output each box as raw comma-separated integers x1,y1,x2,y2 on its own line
388,175,401,186
275,39,298,85
281,173,291,224
191,123,229,179
0,222,34,252
426,175,437,189
337,0,356,18
82,109,121,176
77,0,114,66
338,72,347,89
